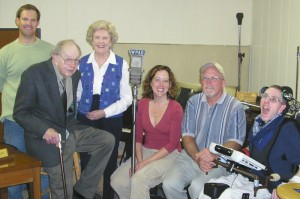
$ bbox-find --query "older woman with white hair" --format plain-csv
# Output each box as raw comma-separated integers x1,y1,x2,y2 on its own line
77,20,132,199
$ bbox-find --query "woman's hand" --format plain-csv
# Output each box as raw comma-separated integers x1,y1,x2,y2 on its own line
135,160,149,172
86,110,106,120
129,160,149,176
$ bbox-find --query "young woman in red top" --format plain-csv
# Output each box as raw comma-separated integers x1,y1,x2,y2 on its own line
111,65,184,199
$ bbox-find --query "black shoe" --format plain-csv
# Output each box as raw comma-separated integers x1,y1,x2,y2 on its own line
93,193,102,199
73,189,87,199
73,188,101,199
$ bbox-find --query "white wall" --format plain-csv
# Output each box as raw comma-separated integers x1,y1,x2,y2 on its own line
250,0,300,99
1,0,253,92
0,0,252,54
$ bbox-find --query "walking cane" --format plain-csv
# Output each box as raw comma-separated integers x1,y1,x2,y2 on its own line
58,134,68,199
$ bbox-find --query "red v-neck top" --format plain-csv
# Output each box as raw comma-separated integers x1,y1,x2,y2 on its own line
136,98,183,153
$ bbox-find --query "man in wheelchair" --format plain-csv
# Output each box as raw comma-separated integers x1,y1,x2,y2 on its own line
199,85,300,199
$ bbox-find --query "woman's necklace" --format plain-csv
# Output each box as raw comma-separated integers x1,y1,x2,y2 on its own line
95,52,110,67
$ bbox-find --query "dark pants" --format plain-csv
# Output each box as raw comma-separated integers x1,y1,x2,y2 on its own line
44,125,114,199
77,95,123,199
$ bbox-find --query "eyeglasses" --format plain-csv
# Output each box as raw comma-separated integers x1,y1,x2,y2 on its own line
58,54,80,65
261,93,283,104
202,76,224,83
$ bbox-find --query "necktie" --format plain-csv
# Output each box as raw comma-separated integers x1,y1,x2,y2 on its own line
61,78,67,114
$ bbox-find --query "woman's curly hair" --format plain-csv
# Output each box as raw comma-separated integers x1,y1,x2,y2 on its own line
142,65,179,100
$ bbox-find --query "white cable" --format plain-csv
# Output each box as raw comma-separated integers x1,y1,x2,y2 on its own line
289,175,300,183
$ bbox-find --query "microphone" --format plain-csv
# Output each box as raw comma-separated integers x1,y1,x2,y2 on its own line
236,13,244,25
128,49,145,85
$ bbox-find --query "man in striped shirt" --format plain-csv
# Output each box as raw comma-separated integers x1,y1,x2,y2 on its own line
163,62,246,199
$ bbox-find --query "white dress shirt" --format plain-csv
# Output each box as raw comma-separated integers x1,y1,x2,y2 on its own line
77,50,132,118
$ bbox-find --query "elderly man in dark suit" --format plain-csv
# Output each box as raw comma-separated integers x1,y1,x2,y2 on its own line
13,39,115,199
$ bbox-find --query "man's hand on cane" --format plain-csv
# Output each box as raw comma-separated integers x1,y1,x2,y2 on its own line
43,128,60,146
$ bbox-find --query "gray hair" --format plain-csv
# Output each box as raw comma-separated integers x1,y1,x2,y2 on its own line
200,62,225,79
52,39,82,57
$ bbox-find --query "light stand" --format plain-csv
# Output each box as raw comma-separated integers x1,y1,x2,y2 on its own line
296,46,299,99
128,49,145,175
236,13,245,92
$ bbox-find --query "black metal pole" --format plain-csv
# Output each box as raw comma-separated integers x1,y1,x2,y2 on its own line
131,85,138,174
296,46,299,99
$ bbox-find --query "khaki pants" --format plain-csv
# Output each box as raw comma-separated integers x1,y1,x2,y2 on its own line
111,146,179,199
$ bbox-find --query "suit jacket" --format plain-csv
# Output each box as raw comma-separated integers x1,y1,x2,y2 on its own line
13,59,80,167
